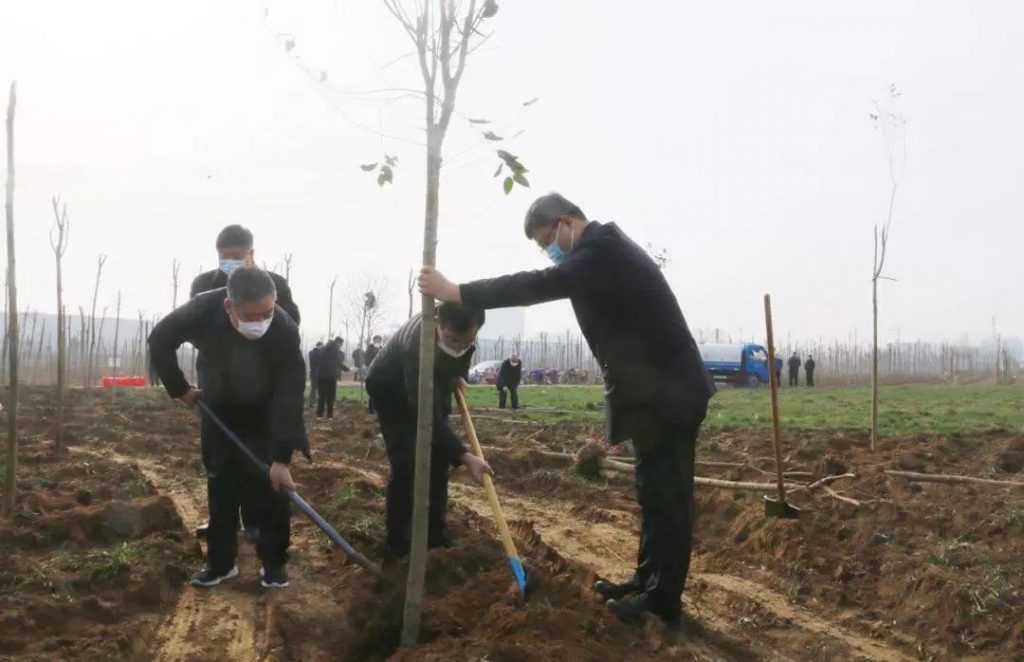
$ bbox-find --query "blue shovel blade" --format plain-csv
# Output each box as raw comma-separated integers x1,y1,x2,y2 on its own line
508,557,527,594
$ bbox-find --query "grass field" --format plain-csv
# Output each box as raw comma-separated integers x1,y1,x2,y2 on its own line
336,382,1024,437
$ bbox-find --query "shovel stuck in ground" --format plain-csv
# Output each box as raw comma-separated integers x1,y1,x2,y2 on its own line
762,294,801,519
198,401,384,578
454,389,529,601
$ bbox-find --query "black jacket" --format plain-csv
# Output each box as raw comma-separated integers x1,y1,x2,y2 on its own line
148,288,308,464
190,269,300,325
318,342,345,381
308,346,323,377
498,359,522,387
459,221,715,442
805,358,816,372
364,314,473,466
788,356,802,372
365,343,380,367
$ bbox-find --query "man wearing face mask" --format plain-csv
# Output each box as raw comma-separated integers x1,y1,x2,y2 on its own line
190,224,300,325
497,352,523,409
149,267,309,590
364,303,495,556
190,224,300,541
419,192,715,633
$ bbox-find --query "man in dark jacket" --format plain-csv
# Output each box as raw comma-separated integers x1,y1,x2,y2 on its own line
316,338,344,419
190,224,301,325
805,355,816,387
149,267,308,589
364,303,493,556
497,353,523,409
420,193,715,631
365,335,383,367
307,341,324,408
787,352,802,387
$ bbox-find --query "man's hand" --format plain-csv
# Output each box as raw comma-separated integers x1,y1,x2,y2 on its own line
461,452,494,486
269,462,296,492
456,377,468,397
178,389,201,407
419,267,462,303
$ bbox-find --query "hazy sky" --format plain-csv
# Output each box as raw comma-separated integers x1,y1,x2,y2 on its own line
2,0,1022,346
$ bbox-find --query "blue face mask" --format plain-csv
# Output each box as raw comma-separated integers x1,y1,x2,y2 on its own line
545,224,570,265
219,259,246,276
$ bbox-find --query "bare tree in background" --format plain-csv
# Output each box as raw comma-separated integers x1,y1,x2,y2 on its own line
407,268,415,320
646,243,670,270
869,85,906,451
86,255,107,391
327,276,338,338
283,253,293,283
172,258,181,309
50,196,70,452
110,291,122,404
3,82,18,516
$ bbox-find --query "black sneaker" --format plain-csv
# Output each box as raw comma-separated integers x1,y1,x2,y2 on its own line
191,566,239,587
606,593,657,625
260,565,290,589
594,578,640,601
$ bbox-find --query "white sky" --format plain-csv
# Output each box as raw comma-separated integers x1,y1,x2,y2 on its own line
1,0,1022,346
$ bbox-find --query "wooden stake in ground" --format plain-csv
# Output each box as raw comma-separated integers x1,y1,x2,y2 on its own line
110,291,122,404
3,82,18,517
763,294,799,518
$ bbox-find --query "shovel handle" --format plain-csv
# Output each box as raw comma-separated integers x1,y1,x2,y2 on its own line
763,294,788,505
455,389,522,565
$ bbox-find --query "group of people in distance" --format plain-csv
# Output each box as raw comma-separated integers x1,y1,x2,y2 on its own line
787,352,817,387
148,191,716,634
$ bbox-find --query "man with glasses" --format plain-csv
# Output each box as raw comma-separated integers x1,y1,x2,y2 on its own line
419,192,715,633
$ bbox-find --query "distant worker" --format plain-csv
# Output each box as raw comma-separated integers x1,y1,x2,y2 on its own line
364,303,493,556
497,353,523,409
149,267,308,589
316,337,344,419
420,192,715,632
190,224,300,325
805,355,816,387
774,357,783,386
307,341,324,409
787,352,801,387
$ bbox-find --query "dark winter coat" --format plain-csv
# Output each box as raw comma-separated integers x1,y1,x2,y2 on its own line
498,359,522,387
190,269,300,325
458,221,715,444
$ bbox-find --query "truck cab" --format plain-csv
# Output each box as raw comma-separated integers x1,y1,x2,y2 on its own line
698,342,774,386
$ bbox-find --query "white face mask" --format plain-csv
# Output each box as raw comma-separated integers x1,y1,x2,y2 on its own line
236,316,273,341
438,337,472,358
219,259,247,276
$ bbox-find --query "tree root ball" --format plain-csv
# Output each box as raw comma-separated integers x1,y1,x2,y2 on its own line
574,443,606,479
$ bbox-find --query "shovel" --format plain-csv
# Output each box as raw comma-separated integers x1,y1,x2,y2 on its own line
198,401,384,578
454,389,529,599
762,294,801,519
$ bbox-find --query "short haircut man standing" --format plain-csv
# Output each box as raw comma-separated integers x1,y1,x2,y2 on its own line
149,267,308,589
420,193,715,631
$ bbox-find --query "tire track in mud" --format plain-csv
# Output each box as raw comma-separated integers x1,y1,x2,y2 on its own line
448,481,915,662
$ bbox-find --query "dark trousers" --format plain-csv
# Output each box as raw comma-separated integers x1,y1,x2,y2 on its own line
205,448,291,572
630,404,706,620
307,371,319,408
376,404,451,552
788,370,798,387
806,370,814,387
497,382,519,409
316,378,337,418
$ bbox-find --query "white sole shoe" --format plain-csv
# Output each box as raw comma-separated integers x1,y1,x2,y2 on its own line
191,566,239,587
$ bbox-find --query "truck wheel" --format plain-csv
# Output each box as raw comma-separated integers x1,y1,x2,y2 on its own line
747,375,761,387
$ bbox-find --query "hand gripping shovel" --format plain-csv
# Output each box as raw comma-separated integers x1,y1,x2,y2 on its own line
454,389,529,599
762,294,801,519
198,401,383,578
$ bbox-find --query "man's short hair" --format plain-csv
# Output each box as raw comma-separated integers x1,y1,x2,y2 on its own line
437,302,486,332
372,335,382,342
334,337,344,345
216,224,254,251
523,192,586,239
227,267,277,304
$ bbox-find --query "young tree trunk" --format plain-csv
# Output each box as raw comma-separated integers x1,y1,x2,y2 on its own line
110,292,122,404
327,276,337,338
871,273,879,451
86,256,107,391
172,259,180,309
3,82,18,517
